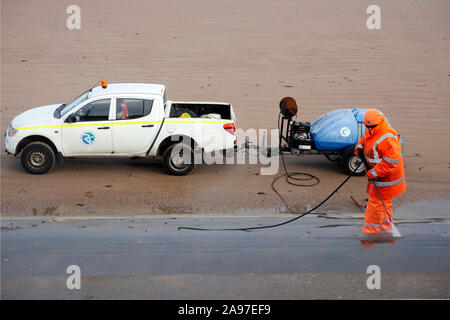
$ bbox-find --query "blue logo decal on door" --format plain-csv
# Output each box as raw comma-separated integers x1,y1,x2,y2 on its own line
81,132,95,145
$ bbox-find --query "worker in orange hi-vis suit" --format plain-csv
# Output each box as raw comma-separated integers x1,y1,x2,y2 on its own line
354,109,406,235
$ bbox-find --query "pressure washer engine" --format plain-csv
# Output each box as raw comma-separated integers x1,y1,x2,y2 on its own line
289,120,312,150
277,97,372,176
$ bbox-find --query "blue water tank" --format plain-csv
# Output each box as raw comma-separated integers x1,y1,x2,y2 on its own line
310,108,367,151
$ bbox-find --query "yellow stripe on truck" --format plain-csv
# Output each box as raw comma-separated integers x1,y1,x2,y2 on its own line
16,125,61,130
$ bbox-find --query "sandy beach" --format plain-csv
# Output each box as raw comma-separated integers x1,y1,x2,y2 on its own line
1,0,449,217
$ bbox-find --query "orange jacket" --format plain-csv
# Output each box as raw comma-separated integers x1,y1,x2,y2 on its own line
354,113,406,199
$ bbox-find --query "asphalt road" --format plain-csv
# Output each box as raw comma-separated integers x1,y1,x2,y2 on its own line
1,214,449,299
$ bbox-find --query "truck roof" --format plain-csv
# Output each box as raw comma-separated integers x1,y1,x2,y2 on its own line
89,83,166,98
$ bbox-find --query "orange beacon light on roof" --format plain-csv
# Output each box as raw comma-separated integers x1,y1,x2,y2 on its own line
101,80,107,88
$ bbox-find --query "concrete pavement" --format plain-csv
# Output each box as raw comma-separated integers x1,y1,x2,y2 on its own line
1,214,449,299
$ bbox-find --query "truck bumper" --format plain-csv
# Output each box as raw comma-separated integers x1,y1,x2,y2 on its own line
5,134,17,155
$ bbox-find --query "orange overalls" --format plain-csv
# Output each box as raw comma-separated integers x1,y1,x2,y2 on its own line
354,109,406,235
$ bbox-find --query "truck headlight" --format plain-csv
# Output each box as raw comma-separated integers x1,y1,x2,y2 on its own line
7,124,17,137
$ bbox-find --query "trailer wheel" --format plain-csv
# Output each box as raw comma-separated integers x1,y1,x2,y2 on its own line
340,145,365,176
162,143,195,176
20,141,56,174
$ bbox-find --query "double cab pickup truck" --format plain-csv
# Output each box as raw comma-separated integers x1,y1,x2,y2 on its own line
5,82,236,175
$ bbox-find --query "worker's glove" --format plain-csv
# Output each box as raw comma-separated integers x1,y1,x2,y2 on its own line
357,149,365,161
357,149,369,171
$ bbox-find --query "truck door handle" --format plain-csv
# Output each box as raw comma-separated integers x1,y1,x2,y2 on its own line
97,126,110,130
141,124,154,128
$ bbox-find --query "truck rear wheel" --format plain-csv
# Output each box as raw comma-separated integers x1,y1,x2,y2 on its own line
340,145,365,176
20,141,56,174
162,143,195,176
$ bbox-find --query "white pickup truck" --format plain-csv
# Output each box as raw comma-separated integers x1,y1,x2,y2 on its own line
5,82,236,175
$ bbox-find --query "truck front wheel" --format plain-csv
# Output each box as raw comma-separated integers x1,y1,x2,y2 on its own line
20,142,56,174
162,143,195,176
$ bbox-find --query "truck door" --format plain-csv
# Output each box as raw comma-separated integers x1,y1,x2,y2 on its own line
61,98,114,155
112,97,160,155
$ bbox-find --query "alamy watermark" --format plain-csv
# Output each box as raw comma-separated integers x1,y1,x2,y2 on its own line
66,265,81,290
66,5,81,30
366,265,381,289
169,126,280,176
367,5,381,30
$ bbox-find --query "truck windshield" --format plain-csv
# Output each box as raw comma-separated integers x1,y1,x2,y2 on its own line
57,91,90,118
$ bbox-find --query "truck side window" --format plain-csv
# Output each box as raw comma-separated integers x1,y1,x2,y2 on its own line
74,99,111,122
116,98,153,120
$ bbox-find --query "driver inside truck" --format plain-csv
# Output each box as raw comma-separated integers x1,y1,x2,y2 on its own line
117,98,129,120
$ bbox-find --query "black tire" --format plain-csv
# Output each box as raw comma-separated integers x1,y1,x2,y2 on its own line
162,143,195,176
20,142,56,174
340,145,365,176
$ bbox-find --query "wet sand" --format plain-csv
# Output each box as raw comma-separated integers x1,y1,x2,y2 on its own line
1,0,449,217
